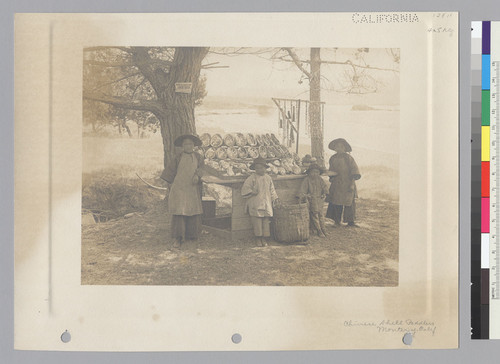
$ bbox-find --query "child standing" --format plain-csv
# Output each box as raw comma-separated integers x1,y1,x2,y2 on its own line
325,138,361,227
298,163,329,237
241,157,279,247
161,134,205,248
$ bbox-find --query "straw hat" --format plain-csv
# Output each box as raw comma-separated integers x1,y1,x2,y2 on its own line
249,157,269,170
328,138,352,152
306,163,324,174
174,134,202,147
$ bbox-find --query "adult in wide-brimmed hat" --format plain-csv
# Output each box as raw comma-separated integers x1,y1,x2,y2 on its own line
325,137,360,227
249,157,269,170
328,138,352,153
174,134,202,147
161,133,205,249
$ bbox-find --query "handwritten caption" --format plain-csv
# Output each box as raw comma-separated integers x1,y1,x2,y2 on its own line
344,319,437,336
427,26,455,37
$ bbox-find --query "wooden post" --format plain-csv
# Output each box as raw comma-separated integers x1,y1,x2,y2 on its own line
296,100,301,154
309,48,324,160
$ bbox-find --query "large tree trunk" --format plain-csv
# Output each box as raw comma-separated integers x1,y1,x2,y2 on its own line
157,47,209,170
309,48,324,162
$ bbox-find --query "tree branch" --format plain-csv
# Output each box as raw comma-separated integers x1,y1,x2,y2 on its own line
84,58,172,69
83,91,162,115
83,46,133,53
322,59,399,72
274,53,399,73
92,72,142,90
132,77,147,98
283,48,311,78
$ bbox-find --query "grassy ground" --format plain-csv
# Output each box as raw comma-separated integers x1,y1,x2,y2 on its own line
82,134,399,286
81,197,398,286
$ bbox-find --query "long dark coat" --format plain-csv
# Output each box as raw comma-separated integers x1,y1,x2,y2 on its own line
326,152,361,206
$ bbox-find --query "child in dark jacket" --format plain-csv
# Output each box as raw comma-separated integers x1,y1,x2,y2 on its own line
298,163,329,237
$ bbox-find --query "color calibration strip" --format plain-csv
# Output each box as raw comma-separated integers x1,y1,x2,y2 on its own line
472,21,500,340
482,20,491,339
471,21,482,339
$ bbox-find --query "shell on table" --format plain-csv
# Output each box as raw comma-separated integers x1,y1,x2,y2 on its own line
248,147,259,159
266,146,276,158
227,146,239,159
270,133,280,145
237,146,248,159
292,165,302,175
219,160,230,170
200,133,211,147
205,160,219,169
280,145,291,157
235,133,246,147
233,163,250,175
205,147,216,159
269,165,279,175
246,133,257,146
282,162,293,173
216,146,228,159
272,159,281,167
258,145,268,159
224,134,236,147
278,167,287,175
270,145,281,158
210,133,223,148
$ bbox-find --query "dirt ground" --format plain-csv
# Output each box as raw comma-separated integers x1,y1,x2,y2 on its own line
81,197,399,286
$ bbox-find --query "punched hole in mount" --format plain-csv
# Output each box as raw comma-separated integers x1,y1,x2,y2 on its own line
60,330,71,343
231,333,242,344
402,332,413,346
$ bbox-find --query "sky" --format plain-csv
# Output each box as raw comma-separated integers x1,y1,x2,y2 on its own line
201,48,400,105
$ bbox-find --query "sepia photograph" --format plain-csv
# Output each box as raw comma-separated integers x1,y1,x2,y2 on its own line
14,12,458,351
81,46,400,287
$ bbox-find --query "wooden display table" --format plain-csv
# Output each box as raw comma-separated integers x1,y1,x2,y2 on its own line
201,174,306,240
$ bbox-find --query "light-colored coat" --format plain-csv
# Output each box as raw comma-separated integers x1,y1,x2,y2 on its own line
161,152,205,216
241,173,278,217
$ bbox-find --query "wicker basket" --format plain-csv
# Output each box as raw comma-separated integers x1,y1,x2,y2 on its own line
272,203,309,243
